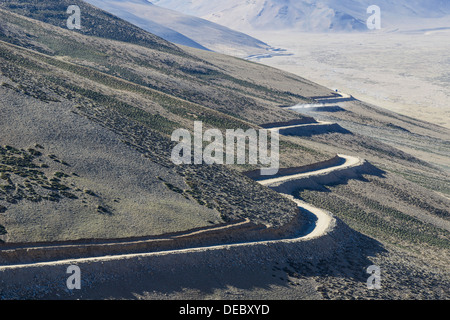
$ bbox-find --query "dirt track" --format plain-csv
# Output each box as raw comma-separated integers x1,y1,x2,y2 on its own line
0,155,365,270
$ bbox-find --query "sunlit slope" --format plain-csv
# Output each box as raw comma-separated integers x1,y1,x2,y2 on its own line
0,8,333,243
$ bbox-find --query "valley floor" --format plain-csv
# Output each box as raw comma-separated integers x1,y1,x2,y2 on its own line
248,30,450,129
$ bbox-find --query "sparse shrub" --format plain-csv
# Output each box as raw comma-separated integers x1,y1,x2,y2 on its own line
97,205,110,214
61,191,78,199
164,182,183,194
54,171,69,178
84,189,97,197
27,148,42,157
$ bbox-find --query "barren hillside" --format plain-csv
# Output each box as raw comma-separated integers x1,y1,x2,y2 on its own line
0,0,448,300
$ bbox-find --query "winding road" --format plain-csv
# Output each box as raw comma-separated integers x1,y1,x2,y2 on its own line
266,120,335,130
259,154,362,240
288,91,355,111
259,154,361,186
0,155,362,271
0,154,363,270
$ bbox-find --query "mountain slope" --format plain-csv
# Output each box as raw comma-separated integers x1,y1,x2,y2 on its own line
0,0,449,301
0,0,189,54
0,0,322,125
81,0,210,51
84,0,274,57
152,0,450,32
0,1,337,243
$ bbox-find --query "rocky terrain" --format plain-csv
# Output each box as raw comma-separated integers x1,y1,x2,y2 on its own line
0,0,448,300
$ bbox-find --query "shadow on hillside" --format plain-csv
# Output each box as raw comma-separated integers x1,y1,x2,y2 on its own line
26,167,388,300
314,97,356,104
31,164,389,300
309,94,341,100
294,161,387,194
278,123,353,137
306,105,346,113
52,219,386,300
286,221,388,290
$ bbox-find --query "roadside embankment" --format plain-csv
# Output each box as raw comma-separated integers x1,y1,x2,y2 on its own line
244,155,343,179
0,219,265,266
0,155,380,299
0,213,353,300
259,156,382,195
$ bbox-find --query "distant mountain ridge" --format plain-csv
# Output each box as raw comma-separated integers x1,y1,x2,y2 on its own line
152,0,450,32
